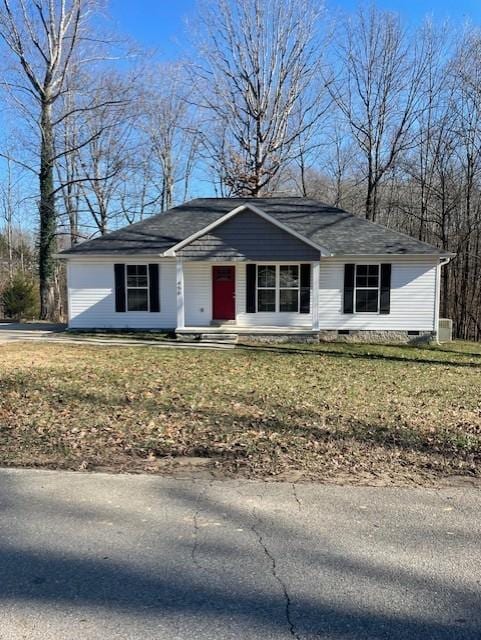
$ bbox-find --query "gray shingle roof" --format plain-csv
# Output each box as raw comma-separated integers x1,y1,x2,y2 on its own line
60,197,448,257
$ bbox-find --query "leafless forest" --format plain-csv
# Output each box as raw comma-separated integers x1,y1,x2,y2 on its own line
0,0,480,338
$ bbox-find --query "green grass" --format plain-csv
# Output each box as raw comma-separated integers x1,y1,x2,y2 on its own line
0,340,480,484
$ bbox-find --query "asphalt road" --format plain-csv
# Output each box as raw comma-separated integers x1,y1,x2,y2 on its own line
0,469,479,639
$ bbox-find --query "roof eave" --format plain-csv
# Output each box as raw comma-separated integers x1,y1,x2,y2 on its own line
328,251,455,259
54,252,168,260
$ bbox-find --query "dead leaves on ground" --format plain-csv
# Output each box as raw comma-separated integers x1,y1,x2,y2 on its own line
0,342,480,483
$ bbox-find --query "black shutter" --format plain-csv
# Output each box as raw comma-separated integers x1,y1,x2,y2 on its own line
380,263,391,314
114,264,126,312
300,264,311,314
149,264,160,312
246,264,256,313
343,264,355,313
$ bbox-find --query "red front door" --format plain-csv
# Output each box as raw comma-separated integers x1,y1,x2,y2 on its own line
212,266,236,320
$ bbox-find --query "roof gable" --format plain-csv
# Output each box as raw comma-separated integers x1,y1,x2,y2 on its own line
165,203,328,257
177,207,321,261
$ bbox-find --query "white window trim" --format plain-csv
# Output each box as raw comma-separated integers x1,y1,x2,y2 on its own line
126,264,150,312
354,263,380,314
256,264,301,313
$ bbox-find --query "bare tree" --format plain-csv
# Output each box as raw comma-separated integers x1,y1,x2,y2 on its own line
328,5,429,221
142,64,200,211
191,0,327,196
448,31,481,339
117,147,162,224
56,85,82,245
0,0,96,318
0,156,35,282
0,157,17,279
71,73,140,235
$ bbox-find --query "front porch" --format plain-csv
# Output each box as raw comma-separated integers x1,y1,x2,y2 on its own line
175,258,321,333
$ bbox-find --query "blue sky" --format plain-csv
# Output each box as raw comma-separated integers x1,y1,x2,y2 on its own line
108,0,481,57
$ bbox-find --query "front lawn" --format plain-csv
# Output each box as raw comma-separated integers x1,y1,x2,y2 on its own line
1,340,480,484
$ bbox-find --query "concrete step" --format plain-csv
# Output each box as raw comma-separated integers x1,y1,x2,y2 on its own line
200,333,238,343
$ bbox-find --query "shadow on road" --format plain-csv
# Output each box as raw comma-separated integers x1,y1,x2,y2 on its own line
0,472,478,639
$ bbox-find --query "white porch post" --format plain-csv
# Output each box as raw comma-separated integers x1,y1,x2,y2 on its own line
176,256,185,330
312,261,320,331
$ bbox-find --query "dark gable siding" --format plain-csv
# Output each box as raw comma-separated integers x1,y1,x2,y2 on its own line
178,209,320,261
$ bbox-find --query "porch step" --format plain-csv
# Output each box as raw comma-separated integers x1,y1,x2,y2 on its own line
200,333,239,343
210,320,236,326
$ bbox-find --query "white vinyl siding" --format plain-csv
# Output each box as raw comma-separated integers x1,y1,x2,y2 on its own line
66,256,438,332
183,262,212,326
318,257,437,331
67,259,176,329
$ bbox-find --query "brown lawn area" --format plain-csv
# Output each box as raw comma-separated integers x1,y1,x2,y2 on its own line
1,339,480,485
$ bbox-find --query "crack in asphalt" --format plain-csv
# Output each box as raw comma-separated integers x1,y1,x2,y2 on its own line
191,509,202,571
251,508,301,640
192,481,301,638
291,483,302,512
191,482,212,573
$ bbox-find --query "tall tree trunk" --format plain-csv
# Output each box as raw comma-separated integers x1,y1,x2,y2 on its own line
165,153,174,210
39,101,57,320
67,192,79,246
365,178,376,221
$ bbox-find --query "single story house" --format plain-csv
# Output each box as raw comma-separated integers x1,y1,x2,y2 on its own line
59,198,453,342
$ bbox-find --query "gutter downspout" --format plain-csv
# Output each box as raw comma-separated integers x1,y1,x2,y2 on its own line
435,256,452,345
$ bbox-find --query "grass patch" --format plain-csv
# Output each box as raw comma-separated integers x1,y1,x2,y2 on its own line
0,340,480,484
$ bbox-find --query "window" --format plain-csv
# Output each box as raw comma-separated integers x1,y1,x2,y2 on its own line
214,267,234,282
257,265,300,312
257,265,276,312
355,264,379,313
279,265,299,312
126,265,149,311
